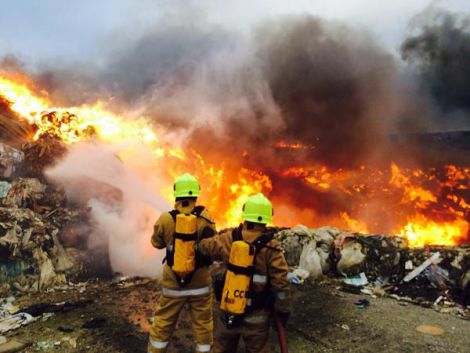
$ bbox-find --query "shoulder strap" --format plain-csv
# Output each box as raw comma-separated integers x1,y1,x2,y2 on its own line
194,206,216,225
252,230,275,256
231,225,243,242
169,210,179,222
192,205,205,217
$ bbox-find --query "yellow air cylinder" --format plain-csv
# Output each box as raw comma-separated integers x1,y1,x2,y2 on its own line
172,213,197,277
220,241,255,315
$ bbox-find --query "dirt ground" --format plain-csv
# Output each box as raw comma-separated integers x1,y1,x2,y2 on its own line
3,277,469,353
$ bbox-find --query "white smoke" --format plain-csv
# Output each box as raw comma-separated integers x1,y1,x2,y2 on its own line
46,142,171,277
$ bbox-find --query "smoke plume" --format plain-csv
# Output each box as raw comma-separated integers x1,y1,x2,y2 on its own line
46,142,169,277
402,8,470,112
2,4,470,276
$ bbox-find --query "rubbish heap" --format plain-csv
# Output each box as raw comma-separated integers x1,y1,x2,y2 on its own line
1,132,469,312
275,226,470,309
0,135,90,295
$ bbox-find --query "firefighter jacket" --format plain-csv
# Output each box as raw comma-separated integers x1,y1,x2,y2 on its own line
151,199,216,291
198,223,291,321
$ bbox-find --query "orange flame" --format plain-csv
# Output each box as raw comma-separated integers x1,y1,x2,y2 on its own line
0,74,469,245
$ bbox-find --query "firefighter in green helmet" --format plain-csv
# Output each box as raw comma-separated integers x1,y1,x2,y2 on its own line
148,173,217,353
198,193,291,353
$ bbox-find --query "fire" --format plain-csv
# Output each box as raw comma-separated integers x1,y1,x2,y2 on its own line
0,74,469,246
398,216,468,247
275,141,315,150
0,75,270,227
279,163,468,247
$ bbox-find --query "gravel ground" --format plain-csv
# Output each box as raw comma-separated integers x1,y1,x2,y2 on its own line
2,277,469,353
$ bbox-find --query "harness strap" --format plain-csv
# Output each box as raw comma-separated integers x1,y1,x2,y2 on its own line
174,233,198,241
166,206,213,287
227,263,255,277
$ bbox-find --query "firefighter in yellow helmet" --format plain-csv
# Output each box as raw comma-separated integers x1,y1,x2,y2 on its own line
148,173,217,353
198,193,291,353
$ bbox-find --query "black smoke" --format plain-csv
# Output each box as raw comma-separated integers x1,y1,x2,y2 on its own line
257,16,397,168
401,9,470,115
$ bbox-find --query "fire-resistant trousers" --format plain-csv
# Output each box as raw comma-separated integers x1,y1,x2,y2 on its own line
213,316,270,353
148,290,213,353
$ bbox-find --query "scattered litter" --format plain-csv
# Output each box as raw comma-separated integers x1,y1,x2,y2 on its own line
403,252,441,283
360,288,376,298
342,272,368,287
0,313,35,333
41,312,54,322
341,324,350,330
416,325,445,336
354,299,370,309
35,341,61,350
371,286,385,297
433,296,444,306
405,260,414,270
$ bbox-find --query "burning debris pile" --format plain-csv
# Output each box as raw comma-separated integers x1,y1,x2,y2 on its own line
276,226,470,310
0,137,91,296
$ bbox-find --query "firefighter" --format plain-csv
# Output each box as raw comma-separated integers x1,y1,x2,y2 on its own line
148,173,216,353
198,193,291,353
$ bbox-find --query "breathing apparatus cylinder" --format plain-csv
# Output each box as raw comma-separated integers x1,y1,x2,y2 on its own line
220,240,255,315
172,213,197,277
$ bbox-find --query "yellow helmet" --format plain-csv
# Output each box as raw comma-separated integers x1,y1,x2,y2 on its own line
174,173,200,198
242,193,273,225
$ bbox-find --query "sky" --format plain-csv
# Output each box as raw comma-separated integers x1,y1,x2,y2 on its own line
0,0,469,67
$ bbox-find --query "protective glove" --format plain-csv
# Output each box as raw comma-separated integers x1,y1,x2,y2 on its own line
287,272,302,285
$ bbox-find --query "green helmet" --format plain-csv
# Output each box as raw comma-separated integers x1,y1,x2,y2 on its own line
174,173,201,198
242,193,273,225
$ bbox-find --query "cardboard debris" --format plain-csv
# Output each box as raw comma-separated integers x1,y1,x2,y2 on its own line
0,140,90,294
0,143,23,179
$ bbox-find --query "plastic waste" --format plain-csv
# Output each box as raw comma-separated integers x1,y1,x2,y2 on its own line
342,272,368,287
337,242,366,275
403,252,441,282
299,241,322,279
0,312,35,333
